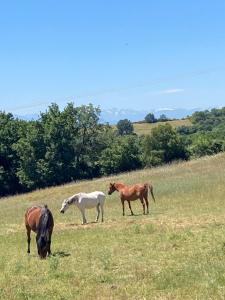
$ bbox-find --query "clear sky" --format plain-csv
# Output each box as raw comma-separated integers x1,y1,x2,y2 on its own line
1,1,225,114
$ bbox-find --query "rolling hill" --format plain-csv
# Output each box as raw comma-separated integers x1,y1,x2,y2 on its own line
133,118,192,135
1,153,225,299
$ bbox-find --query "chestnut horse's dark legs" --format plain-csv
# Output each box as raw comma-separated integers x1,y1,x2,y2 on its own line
26,226,31,254
128,201,134,216
144,196,149,214
121,199,125,216
140,197,146,214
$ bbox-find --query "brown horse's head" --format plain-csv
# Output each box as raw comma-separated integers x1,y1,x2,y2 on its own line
36,207,53,259
108,183,117,195
37,234,49,259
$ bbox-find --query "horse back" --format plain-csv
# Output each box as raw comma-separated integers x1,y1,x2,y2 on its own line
78,191,105,208
121,183,148,201
25,206,42,233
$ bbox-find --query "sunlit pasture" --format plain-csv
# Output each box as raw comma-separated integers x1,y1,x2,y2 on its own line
1,153,225,299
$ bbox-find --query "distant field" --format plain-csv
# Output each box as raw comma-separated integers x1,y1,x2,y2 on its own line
1,153,225,299
133,118,192,135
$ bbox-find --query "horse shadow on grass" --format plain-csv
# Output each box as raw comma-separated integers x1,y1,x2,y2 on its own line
126,210,164,217
66,221,101,227
52,251,71,258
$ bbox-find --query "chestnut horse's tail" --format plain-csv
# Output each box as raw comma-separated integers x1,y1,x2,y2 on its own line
145,183,156,202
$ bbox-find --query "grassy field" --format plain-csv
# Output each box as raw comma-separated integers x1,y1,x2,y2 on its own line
1,153,225,299
133,119,192,135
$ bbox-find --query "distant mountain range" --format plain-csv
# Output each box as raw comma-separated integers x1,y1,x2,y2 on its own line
16,107,202,124
100,107,202,124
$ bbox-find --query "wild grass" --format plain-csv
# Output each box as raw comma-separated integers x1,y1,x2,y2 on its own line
1,153,225,299
133,119,192,135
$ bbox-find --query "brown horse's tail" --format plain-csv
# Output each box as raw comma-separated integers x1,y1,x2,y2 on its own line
148,184,156,202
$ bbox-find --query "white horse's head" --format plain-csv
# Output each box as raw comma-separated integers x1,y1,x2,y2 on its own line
60,194,78,214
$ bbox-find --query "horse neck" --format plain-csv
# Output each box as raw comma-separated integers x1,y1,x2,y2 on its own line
38,208,50,236
115,183,126,191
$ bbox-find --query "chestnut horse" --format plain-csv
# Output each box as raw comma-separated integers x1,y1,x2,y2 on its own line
25,205,54,259
108,182,155,216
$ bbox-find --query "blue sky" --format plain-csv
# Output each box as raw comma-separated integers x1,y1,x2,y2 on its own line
0,1,225,114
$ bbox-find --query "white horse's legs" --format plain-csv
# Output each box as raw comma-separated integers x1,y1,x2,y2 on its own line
80,208,87,224
100,203,104,222
95,203,100,222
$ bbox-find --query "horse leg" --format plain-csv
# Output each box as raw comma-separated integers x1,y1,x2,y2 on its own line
80,208,87,224
140,197,146,214
100,203,104,222
26,226,31,254
121,199,125,216
36,234,40,255
47,229,53,256
128,201,134,216
95,203,100,222
144,196,149,214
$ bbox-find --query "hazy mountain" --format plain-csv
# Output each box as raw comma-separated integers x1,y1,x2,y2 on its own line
100,108,202,124
15,108,202,124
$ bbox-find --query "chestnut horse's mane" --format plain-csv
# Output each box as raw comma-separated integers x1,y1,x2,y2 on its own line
114,182,126,190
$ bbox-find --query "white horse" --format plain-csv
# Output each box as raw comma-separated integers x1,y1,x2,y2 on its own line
60,191,105,224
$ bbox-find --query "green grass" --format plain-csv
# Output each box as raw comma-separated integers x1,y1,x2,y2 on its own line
1,153,225,299
133,119,192,135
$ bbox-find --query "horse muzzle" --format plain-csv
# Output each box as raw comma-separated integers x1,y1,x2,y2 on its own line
60,210,64,214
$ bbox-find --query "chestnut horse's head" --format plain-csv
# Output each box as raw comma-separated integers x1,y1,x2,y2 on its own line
108,183,117,195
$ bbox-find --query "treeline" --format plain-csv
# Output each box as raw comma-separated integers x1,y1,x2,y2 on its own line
178,107,225,157
1,104,225,196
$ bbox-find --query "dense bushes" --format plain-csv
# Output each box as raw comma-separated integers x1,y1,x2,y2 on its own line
99,135,142,174
142,124,188,166
178,107,225,158
1,104,225,196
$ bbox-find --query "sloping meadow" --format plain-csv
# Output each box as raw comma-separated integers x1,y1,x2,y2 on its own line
1,153,225,299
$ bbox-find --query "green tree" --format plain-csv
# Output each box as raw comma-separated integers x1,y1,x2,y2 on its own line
0,112,24,195
143,124,188,167
189,135,223,158
99,135,142,175
158,114,168,122
144,113,157,123
14,103,105,190
116,119,134,135
13,120,46,189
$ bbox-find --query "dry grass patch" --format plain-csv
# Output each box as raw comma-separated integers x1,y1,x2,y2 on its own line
133,119,192,135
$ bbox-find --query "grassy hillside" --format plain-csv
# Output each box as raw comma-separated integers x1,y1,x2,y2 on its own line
133,118,192,135
1,153,225,299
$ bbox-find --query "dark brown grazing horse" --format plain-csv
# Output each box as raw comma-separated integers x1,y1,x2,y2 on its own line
108,182,155,216
25,205,54,259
